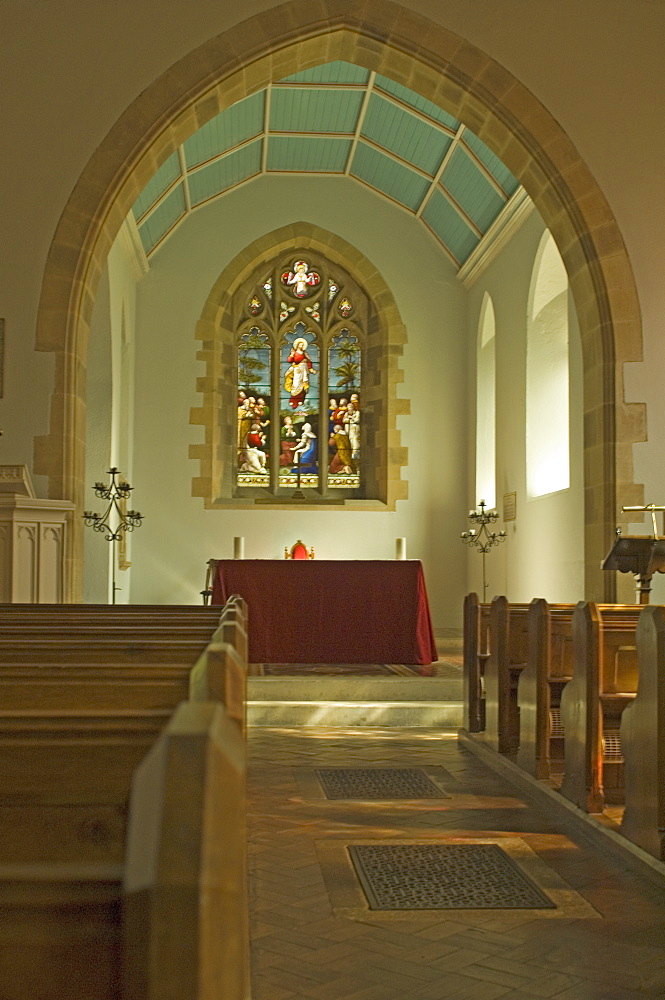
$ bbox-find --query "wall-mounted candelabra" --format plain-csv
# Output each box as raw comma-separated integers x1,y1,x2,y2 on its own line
83,467,144,604
461,500,506,601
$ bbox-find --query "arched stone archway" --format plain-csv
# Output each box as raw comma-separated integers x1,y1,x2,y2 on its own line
33,0,644,600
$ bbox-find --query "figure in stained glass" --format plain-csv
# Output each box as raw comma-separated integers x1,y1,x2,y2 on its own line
284,336,317,409
328,398,338,434
344,400,360,459
329,423,355,475
292,422,317,473
255,396,270,431
278,327,320,489
279,415,298,467
328,332,361,489
281,260,321,298
240,422,268,474
237,329,271,487
331,397,348,424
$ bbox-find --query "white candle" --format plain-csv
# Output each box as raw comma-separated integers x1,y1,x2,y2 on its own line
396,537,406,560
233,536,245,559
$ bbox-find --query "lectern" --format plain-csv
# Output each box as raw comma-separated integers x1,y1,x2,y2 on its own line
602,534,665,604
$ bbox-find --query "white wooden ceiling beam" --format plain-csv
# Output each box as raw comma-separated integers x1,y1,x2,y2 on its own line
344,71,375,175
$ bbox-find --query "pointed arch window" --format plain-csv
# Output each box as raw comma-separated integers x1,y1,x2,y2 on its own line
234,254,366,498
476,293,496,510
526,233,570,498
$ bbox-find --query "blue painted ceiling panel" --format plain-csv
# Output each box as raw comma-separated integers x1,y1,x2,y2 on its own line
351,142,431,211
137,184,186,254
462,131,519,196
267,135,351,172
270,88,364,133
183,91,264,168
374,75,460,131
132,152,181,222
188,141,262,206
441,146,506,232
421,189,480,264
130,59,522,264
361,94,451,176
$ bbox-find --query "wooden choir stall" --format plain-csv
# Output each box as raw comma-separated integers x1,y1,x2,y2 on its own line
462,591,665,862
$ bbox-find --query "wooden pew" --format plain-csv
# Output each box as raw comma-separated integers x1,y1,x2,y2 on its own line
0,599,250,999
0,636,215,665
190,596,249,730
462,592,489,732
0,863,123,1000
620,605,665,861
560,602,640,813
482,596,530,754
516,599,576,779
0,705,169,998
123,702,247,1000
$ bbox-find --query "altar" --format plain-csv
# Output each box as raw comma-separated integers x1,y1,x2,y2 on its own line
210,559,438,665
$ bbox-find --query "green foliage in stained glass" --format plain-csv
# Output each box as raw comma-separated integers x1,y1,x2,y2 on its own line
330,332,360,390
238,329,270,389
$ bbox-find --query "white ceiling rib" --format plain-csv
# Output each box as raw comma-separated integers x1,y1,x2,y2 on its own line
130,60,521,269
345,70,375,174
416,124,465,220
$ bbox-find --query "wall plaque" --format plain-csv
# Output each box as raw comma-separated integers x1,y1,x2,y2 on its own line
503,492,517,521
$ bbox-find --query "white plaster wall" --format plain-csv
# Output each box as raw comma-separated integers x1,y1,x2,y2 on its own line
84,236,140,603
84,269,113,603
124,175,468,629
465,209,585,604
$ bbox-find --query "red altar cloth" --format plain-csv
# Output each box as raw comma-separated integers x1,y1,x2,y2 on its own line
211,559,438,665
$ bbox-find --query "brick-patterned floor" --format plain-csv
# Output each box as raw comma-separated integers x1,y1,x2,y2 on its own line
248,726,665,1000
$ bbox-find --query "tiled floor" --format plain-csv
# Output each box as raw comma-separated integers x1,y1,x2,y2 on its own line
247,724,665,1000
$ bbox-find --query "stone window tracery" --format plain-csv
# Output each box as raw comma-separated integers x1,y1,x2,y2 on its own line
190,226,409,511
234,254,366,499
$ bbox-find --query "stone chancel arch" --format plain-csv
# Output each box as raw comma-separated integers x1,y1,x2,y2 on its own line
34,0,643,599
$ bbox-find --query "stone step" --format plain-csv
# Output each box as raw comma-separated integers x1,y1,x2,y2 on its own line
247,675,463,728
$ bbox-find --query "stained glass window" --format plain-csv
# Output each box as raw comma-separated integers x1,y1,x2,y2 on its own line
234,253,366,498
279,324,320,489
237,329,271,487
328,332,361,488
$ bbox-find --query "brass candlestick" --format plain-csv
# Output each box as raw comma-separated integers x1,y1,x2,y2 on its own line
83,468,144,603
461,500,506,601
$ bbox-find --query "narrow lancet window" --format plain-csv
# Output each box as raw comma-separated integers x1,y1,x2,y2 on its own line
279,324,320,488
237,329,271,487
328,331,361,488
